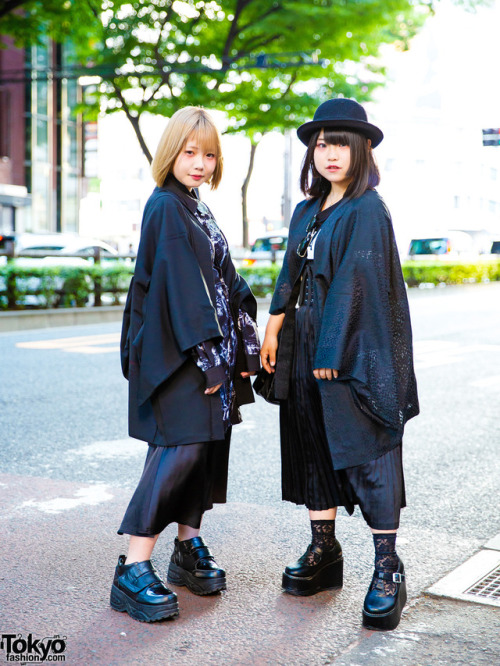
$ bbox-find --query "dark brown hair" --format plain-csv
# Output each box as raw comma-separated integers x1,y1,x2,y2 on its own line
299,128,380,200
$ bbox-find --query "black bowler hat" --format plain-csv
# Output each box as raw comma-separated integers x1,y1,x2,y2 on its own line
297,98,383,147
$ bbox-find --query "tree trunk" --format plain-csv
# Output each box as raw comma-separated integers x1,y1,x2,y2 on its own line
112,83,153,164
127,114,153,165
241,139,258,248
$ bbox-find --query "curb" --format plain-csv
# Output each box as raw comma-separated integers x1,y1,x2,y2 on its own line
0,306,125,333
0,299,272,333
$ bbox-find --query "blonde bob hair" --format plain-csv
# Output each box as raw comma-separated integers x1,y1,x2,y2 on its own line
151,107,223,190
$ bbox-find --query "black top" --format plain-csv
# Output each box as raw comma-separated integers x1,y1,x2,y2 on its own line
121,178,258,447
269,190,419,468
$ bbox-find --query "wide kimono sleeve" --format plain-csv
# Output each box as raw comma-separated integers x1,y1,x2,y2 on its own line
219,231,257,320
314,194,419,430
134,194,223,405
269,251,293,315
215,226,260,404
269,199,312,315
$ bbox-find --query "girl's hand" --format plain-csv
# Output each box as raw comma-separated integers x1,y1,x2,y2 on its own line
260,335,279,374
240,371,257,378
313,368,338,380
205,383,223,395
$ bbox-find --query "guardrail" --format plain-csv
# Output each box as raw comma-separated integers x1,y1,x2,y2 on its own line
0,250,136,309
0,247,136,262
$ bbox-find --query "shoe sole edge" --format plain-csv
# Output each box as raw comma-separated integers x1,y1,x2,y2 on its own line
110,585,179,623
167,562,226,596
282,556,343,596
362,582,407,631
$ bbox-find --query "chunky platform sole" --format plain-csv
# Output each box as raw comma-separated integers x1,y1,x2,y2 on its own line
362,579,407,631
282,556,343,596
110,585,179,623
167,561,226,596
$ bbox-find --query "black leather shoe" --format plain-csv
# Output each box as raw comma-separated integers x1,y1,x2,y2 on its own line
282,540,343,596
167,537,226,595
110,555,179,623
362,558,407,631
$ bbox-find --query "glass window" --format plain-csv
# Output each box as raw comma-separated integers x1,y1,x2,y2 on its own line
409,238,448,255
36,79,48,116
34,118,49,163
61,171,78,232
252,236,287,252
32,166,51,232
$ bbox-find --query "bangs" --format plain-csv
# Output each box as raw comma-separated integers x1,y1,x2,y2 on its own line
300,127,379,199
189,120,220,156
321,129,352,146
152,106,223,190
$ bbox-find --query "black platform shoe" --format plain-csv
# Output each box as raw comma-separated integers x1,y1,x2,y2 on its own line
110,555,179,623
362,558,407,631
167,536,226,596
282,539,343,596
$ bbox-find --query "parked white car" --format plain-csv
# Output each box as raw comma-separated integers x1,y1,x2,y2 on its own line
15,233,118,260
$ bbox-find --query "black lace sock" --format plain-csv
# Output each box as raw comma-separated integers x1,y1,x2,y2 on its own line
372,533,399,595
305,519,336,565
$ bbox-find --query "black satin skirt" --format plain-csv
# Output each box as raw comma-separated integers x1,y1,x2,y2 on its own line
118,430,231,536
280,272,406,530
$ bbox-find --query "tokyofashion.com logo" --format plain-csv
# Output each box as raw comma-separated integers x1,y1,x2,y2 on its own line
0,634,67,662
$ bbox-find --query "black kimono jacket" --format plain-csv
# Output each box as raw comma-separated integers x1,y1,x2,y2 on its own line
270,189,419,468
121,179,257,447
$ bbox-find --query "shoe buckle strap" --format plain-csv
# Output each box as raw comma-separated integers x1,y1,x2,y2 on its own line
376,570,405,583
129,570,161,591
192,546,213,561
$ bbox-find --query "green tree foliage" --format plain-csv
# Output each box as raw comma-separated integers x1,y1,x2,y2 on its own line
76,0,432,244
0,1,99,45
76,1,427,146
0,1,456,244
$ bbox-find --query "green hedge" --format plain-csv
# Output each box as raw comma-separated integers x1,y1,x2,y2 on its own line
402,259,500,287
238,264,283,298
0,263,134,310
239,260,500,296
1,259,499,310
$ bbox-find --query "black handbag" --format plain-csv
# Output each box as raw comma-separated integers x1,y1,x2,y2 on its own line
253,366,280,405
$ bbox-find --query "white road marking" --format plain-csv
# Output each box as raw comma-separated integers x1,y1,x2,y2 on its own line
63,345,120,354
21,485,113,514
67,438,145,459
16,333,120,354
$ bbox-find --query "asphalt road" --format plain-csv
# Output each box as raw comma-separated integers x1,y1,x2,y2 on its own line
0,283,499,665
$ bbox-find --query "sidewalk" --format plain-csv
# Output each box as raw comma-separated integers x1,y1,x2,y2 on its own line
0,305,125,332
1,469,498,665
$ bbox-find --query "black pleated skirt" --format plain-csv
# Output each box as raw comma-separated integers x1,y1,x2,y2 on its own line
280,272,406,530
118,430,231,536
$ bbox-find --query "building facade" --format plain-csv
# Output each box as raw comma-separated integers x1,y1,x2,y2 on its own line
0,37,82,236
